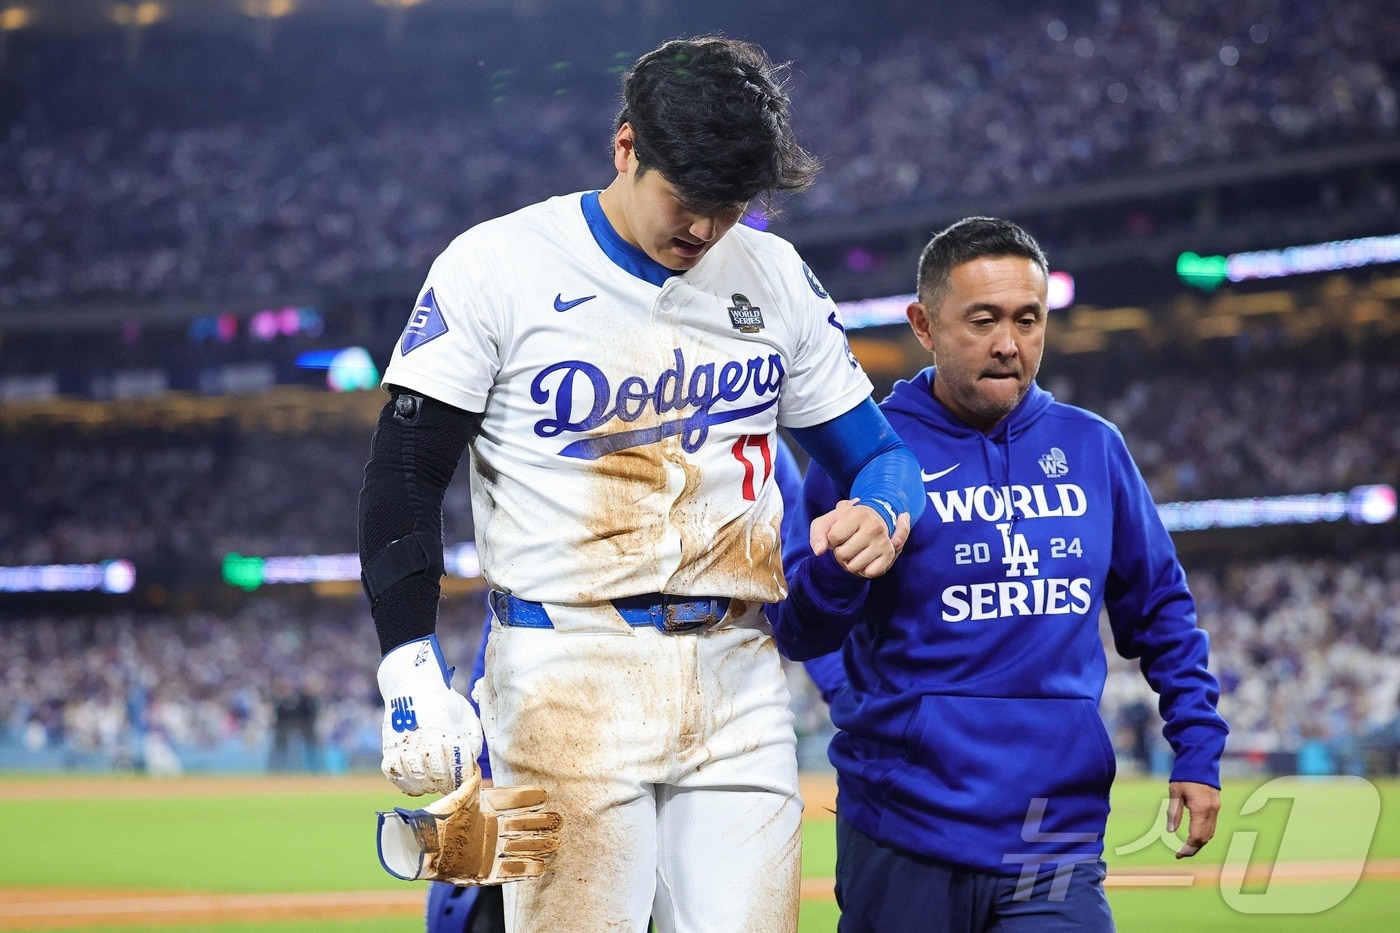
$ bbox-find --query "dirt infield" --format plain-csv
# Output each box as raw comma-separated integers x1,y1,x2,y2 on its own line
0,889,426,930
1,775,1395,929
6,861,1400,930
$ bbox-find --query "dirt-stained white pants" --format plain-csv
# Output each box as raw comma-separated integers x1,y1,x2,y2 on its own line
477,604,803,933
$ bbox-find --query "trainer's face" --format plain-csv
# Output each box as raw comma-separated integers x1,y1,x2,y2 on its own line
601,123,745,271
907,255,1047,433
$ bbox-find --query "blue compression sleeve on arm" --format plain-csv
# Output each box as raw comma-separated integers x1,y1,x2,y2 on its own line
788,398,926,535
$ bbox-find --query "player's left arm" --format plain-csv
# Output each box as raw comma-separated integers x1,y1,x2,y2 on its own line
773,248,922,578
774,402,927,662
788,399,924,579
769,436,849,696
1101,429,1229,852
772,458,868,660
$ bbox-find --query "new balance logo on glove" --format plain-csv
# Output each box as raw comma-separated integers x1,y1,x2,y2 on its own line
390,696,418,733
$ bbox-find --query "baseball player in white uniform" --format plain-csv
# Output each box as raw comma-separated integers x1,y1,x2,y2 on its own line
358,36,926,933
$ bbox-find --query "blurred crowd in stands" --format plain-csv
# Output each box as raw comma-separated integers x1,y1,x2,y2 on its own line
1049,353,1400,500
0,424,476,567
1099,550,1400,777
0,596,496,774
4,546,1398,775
3,349,1394,567
2,0,1397,778
2,0,1397,308
2,338,1398,774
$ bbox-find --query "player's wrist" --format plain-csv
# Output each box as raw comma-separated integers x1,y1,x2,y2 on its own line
377,634,452,696
849,498,898,537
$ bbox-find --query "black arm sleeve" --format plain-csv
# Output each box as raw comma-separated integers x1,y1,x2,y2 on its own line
358,388,479,656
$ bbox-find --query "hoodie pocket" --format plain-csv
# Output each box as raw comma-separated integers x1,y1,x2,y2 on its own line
898,695,1116,833
837,707,919,799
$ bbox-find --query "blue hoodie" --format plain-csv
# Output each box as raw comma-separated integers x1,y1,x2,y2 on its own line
774,368,1228,875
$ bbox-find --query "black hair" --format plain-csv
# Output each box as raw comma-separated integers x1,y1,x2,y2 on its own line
916,217,1049,312
614,35,819,214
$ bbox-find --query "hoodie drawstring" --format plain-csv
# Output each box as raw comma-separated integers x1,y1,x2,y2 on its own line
982,422,1020,527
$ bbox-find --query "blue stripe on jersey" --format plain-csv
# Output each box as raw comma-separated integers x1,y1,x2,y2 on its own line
581,191,680,287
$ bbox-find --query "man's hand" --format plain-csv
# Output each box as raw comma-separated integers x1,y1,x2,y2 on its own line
1166,781,1221,858
810,499,911,579
377,635,484,796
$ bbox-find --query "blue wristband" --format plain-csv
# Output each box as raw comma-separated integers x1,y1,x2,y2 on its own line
790,399,926,534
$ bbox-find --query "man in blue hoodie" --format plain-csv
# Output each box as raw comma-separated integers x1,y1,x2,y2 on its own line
774,217,1227,932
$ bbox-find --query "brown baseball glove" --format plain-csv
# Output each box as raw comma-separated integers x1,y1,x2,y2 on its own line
377,770,563,885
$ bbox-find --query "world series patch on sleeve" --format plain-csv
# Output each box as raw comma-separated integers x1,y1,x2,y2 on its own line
376,774,564,886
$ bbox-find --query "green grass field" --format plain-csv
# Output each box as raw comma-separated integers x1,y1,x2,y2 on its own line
1,773,1396,931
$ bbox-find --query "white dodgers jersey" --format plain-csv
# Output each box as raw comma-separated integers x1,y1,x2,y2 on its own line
383,192,871,607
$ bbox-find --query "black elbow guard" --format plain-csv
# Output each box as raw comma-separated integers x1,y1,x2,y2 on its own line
361,530,446,603
358,390,476,618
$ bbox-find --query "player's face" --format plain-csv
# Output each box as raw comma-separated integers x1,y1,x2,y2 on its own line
603,125,746,270
632,169,746,270
906,255,1047,432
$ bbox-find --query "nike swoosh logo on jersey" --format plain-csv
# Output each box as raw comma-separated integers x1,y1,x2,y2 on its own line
554,293,597,312
920,463,961,482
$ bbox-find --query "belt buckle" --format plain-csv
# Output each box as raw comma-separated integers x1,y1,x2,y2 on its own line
653,596,722,634
489,589,510,623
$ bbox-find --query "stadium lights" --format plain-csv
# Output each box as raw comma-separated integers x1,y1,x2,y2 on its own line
222,543,480,591
108,2,165,27
373,0,427,47
838,272,1074,330
1,6,32,31
1178,233,1400,291
294,346,380,392
0,560,136,594
108,1,164,66
212,486,1399,593
1158,484,1397,532
242,0,297,18
0,4,30,66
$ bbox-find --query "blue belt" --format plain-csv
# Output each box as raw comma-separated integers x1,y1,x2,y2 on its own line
489,590,729,634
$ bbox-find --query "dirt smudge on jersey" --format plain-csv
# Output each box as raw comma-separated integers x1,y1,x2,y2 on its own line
574,434,670,600
467,438,499,516
479,623,801,927
494,636,677,929
504,778,636,930
492,658,635,924
676,637,713,770
741,814,802,932
668,505,785,603
467,434,499,487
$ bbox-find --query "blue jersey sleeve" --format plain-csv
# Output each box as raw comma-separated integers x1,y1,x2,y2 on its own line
771,459,872,661
772,435,805,544
770,435,849,696
778,400,925,662
1103,433,1229,787
788,398,925,535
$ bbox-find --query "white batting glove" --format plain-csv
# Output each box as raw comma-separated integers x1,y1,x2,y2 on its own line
377,635,483,797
